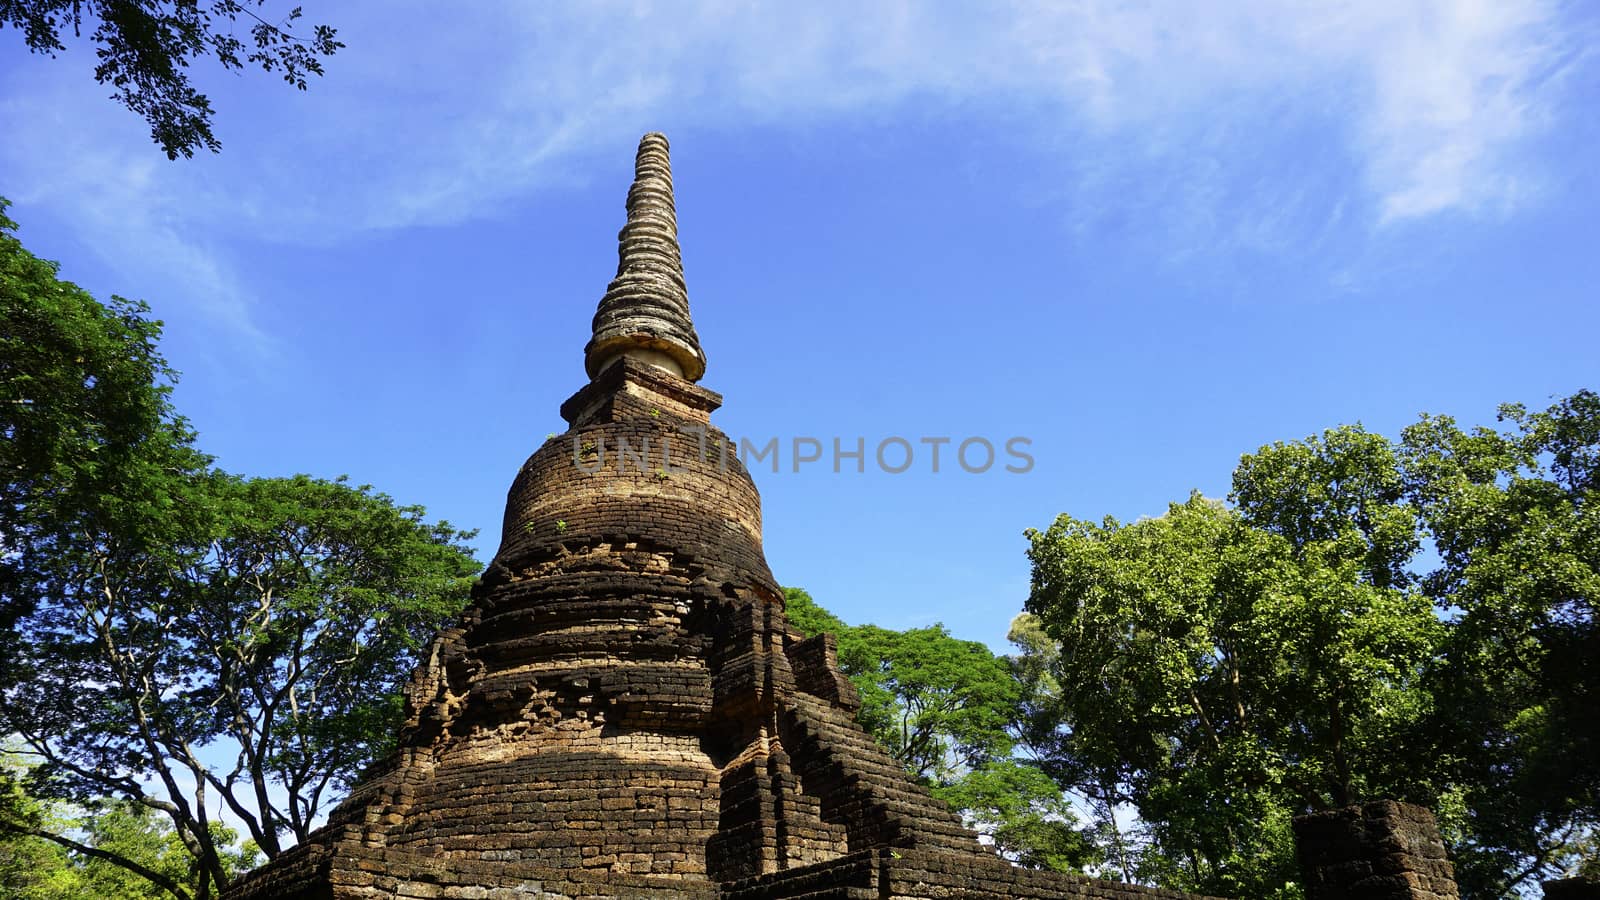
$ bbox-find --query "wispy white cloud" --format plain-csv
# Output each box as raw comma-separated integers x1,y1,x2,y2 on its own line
1350,0,1579,221
0,0,1589,345
992,0,1582,225
1,74,272,355
246,0,1583,233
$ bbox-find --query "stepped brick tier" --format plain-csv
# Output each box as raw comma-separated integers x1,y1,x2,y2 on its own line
225,134,1226,900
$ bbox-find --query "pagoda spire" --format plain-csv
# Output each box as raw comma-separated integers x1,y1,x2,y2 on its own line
584,132,707,382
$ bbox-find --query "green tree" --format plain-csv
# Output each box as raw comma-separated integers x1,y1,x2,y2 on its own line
3,757,260,900
1,204,480,898
784,588,1017,780
4,473,479,897
1024,486,1442,898
70,800,258,900
1023,403,1599,898
783,587,1096,874
783,586,848,640
1401,394,1599,895
1,1,341,158
2,196,201,681
1,763,83,900
1229,426,1446,809
1007,611,1141,883
931,758,1099,873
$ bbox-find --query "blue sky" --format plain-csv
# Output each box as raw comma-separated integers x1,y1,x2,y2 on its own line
3,1,1598,653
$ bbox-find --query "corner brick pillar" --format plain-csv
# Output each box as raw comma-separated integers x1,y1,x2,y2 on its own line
1292,800,1460,900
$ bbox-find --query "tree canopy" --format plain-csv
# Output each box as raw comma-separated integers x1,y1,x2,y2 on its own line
1402,396,1599,895
1023,489,1438,897
2,196,192,661
1,1,341,158
3,753,261,900
0,202,479,899
783,587,1099,875
1023,400,1599,898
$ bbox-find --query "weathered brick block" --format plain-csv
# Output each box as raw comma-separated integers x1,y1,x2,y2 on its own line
1293,801,1460,900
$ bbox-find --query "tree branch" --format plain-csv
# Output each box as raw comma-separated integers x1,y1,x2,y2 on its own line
0,819,194,900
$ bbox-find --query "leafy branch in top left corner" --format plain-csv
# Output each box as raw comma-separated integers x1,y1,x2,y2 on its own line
0,1,343,158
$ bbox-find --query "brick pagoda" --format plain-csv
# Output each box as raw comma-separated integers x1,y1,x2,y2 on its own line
226,133,1213,900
